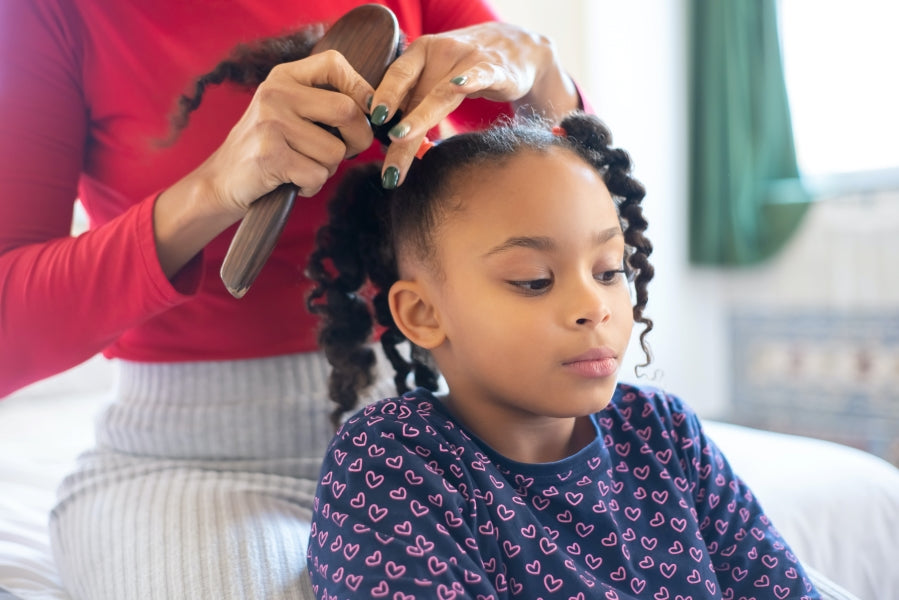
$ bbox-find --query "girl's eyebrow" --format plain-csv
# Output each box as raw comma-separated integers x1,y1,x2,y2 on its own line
482,227,623,258
483,235,555,257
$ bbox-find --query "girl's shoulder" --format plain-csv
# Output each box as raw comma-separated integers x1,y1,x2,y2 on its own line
330,387,469,452
320,388,491,505
339,387,444,429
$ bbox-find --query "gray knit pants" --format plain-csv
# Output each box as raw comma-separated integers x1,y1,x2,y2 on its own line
49,350,396,600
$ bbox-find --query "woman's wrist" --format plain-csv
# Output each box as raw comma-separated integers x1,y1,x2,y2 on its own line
152,172,242,280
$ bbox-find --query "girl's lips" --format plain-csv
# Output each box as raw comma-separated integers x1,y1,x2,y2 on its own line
564,348,616,363
562,357,619,378
562,349,619,378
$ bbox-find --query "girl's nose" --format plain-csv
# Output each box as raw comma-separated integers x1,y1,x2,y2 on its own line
570,279,612,327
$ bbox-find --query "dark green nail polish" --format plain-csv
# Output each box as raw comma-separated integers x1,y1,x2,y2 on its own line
450,75,469,86
370,104,389,126
382,166,400,189
366,95,373,110
389,122,411,139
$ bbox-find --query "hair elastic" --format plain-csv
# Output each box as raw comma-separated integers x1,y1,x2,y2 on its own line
415,136,437,159
551,125,567,137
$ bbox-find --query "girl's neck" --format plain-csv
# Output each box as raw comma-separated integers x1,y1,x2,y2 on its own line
440,394,597,464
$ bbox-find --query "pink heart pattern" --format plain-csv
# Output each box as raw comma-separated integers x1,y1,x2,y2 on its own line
307,384,819,599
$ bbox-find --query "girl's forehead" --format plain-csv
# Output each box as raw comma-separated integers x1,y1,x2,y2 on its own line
447,148,610,215
434,149,618,246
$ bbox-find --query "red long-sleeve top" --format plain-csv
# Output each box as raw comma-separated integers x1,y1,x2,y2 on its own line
0,0,511,397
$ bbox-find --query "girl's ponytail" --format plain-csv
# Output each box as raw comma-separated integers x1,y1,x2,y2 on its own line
307,164,387,427
307,164,440,428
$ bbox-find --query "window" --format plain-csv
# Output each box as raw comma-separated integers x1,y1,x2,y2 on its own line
779,0,899,193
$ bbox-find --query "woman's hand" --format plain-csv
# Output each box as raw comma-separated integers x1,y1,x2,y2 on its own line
201,49,377,215
153,50,375,278
369,22,579,188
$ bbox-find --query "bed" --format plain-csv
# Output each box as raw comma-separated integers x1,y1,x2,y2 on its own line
2,356,897,600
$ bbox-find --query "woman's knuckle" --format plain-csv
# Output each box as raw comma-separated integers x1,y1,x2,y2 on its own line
297,183,322,198
267,62,289,79
331,96,358,123
434,38,470,62
297,169,328,197
254,117,281,139
388,58,418,81
323,143,344,168
407,33,434,50
319,48,345,66
325,49,355,76
430,83,460,105
254,82,282,105
253,150,277,180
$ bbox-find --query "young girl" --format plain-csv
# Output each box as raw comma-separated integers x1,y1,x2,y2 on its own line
304,113,820,599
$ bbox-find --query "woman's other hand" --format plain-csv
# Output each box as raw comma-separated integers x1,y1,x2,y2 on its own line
369,22,579,188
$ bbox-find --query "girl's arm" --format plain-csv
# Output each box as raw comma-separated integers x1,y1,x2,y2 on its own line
307,405,496,599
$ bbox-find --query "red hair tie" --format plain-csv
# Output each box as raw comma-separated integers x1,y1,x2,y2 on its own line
415,136,436,159
551,125,567,137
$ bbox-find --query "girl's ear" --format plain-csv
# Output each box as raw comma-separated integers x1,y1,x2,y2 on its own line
388,279,445,350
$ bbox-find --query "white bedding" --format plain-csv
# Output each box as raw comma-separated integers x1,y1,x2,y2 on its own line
1,358,897,600
704,421,899,600
0,397,103,597
0,356,113,600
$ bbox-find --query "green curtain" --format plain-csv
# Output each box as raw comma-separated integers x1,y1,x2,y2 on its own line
688,0,809,266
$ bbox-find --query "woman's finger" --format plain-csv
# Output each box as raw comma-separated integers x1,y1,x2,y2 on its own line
276,50,375,113
367,43,432,126
376,82,467,189
279,114,350,179
260,53,377,157
284,86,375,158
378,60,521,188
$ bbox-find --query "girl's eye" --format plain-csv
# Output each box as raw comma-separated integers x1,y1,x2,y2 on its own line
507,278,553,295
595,269,627,285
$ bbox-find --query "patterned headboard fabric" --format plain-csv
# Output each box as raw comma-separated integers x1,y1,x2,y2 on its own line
729,311,899,465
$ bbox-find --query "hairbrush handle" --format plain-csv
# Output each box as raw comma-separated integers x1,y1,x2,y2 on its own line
220,4,400,299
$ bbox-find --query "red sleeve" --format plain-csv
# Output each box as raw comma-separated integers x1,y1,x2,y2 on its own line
0,0,198,398
417,0,498,31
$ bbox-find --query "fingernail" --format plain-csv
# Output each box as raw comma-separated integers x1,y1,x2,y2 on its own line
370,104,389,126
450,75,469,86
382,166,400,189
389,122,411,139
366,95,373,110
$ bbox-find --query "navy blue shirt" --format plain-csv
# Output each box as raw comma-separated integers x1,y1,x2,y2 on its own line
307,383,819,599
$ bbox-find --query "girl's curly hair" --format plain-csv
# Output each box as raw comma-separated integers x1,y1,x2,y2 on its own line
307,112,654,428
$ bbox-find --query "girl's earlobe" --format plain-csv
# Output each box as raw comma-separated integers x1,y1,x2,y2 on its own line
388,280,445,350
